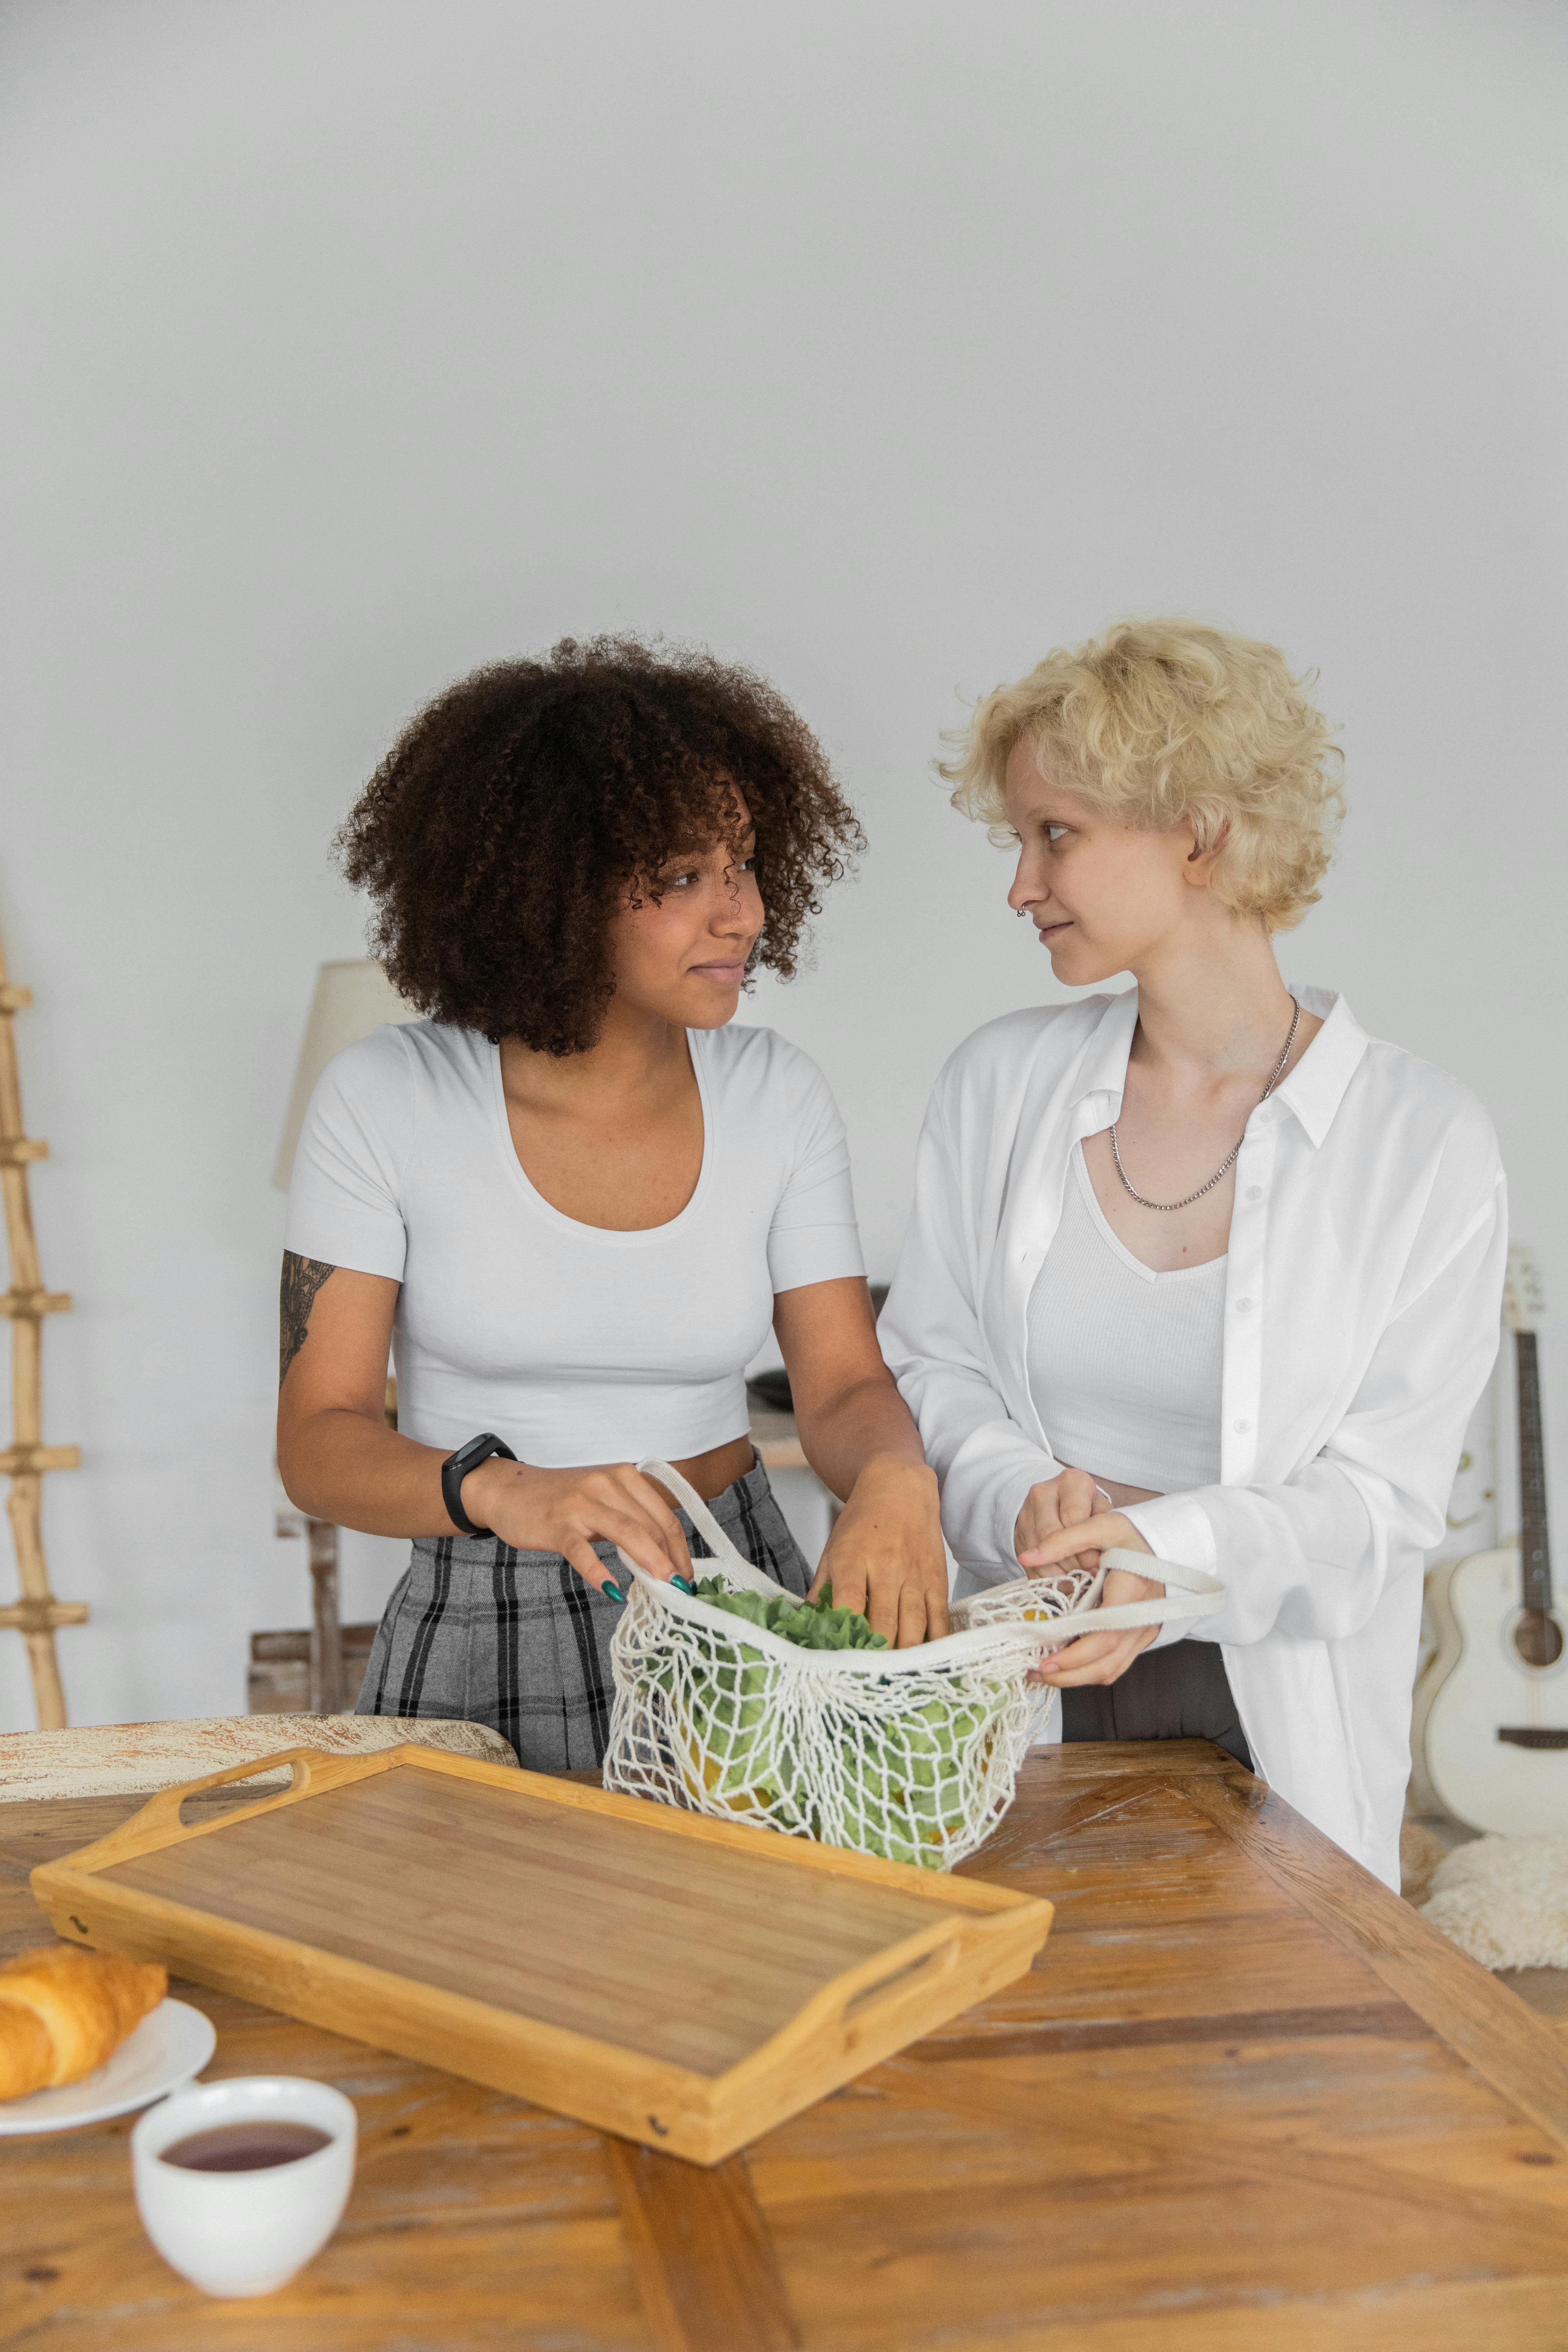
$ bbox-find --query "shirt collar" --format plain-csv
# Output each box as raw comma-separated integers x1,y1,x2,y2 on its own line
1270,985,1368,1146
1069,989,1142,1114
1069,982,1368,1150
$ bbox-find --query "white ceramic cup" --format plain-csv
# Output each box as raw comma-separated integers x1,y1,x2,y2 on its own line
131,2076,357,2298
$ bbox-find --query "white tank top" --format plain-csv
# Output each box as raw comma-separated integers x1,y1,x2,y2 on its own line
1025,1144,1225,1495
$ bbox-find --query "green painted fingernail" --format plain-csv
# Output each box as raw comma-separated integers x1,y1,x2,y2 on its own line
672,1575,696,1594
602,1580,624,1603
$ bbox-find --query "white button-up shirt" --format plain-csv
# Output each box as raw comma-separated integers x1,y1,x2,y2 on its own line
880,986,1506,1888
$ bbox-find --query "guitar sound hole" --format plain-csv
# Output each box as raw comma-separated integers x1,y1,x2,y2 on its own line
1513,1610,1564,1668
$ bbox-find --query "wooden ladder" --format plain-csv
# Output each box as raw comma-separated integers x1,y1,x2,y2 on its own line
0,927,87,1726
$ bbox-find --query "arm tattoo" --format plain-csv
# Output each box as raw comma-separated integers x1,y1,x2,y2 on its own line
280,1252,336,1385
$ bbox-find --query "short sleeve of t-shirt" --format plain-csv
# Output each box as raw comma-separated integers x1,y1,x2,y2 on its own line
763,1045,865,1294
283,1026,415,1281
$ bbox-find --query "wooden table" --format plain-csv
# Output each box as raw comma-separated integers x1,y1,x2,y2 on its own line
6,1741,1568,2350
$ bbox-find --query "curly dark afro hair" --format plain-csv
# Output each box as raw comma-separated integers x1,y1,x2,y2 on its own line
336,636,863,1057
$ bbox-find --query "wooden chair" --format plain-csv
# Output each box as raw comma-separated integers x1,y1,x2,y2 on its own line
0,1714,517,1802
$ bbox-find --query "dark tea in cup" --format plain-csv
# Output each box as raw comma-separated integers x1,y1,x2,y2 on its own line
160,2122,332,2173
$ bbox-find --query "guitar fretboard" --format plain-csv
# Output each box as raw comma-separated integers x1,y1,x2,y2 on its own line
1517,1329,1554,1614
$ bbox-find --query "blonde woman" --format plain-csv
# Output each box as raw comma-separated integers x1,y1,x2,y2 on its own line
879,620,1505,1888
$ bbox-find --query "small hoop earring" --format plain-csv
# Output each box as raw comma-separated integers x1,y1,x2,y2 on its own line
1015,906,1028,919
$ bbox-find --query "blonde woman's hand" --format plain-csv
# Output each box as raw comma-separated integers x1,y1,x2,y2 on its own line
1014,1468,1107,1578
1022,1509,1164,1688
808,1458,949,1648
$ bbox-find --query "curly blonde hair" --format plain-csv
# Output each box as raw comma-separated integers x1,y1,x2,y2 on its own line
941,618,1345,933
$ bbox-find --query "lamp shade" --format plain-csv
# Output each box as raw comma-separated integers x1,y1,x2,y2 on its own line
273,960,417,1191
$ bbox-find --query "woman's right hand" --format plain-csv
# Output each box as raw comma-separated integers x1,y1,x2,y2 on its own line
459,1458,694,1598
1014,1468,1106,1578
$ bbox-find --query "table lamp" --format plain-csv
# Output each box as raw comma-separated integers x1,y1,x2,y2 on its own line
272,960,415,1192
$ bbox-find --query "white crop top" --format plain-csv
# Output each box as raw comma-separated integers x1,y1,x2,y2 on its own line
284,1019,864,1468
1025,1144,1225,1496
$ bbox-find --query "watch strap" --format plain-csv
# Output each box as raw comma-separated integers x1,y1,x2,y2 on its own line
441,1433,518,1537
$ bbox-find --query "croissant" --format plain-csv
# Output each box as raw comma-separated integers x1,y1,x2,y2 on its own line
0,1943,167,2100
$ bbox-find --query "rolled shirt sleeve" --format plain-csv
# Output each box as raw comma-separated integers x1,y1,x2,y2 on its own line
881,1088,1060,1581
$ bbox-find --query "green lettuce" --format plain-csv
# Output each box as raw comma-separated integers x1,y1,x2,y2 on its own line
671,1577,1004,1867
689,1577,890,1652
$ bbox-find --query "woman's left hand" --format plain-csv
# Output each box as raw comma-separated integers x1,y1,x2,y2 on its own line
808,1457,950,1648
1021,1510,1164,1688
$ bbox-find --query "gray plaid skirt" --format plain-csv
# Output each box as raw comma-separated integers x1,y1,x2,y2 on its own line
354,1456,810,1773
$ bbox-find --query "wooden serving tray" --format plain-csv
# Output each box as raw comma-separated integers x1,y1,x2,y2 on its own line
31,1744,1052,2163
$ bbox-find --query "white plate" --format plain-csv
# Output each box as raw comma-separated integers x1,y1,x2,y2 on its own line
0,1998,216,2134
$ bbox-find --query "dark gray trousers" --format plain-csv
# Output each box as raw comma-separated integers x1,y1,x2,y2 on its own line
1060,1639,1253,1770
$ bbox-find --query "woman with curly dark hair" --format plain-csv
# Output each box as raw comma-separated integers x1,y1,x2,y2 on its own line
276,636,947,1772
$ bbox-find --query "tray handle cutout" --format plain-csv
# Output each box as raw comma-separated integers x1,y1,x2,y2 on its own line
133,1747,326,1836
842,1946,947,2018
54,1746,359,1874
767,1916,965,2070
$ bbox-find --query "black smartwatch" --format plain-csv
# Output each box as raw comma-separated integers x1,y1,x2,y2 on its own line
441,1433,518,1536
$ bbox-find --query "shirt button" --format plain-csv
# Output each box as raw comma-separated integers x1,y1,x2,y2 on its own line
1233,1418,1251,1434
1246,1186,1262,1201
1235,1298,1253,1311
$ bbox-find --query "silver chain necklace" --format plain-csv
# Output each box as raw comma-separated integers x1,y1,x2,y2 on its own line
1110,999,1301,1212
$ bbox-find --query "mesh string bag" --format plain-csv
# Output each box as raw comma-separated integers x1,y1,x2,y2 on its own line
603,1461,1224,1871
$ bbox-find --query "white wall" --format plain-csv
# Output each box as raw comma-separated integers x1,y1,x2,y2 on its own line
1,0,1563,1728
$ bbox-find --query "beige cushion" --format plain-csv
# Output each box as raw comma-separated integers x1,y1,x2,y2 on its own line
1421,1833,1568,1973
0,1715,517,1801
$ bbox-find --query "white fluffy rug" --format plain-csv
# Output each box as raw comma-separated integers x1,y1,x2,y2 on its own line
1421,1835,1568,1971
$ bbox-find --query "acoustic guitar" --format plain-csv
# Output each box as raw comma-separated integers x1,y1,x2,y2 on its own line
1413,1245,1567,1833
